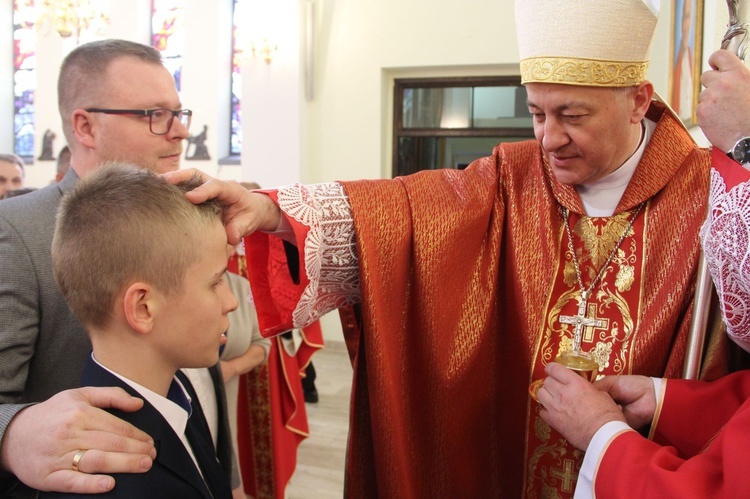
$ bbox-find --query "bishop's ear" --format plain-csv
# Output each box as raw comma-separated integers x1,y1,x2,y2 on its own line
631,81,655,123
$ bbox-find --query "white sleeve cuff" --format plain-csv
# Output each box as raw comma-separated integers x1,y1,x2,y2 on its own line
574,420,632,499
652,377,662,399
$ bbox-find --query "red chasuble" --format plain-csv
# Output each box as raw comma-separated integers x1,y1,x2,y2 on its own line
246,101,728,498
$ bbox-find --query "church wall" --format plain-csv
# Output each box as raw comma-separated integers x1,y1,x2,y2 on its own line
240,0,303,189
302,0,517,184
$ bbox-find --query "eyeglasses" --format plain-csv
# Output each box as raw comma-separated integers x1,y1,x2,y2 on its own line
84,108,193,135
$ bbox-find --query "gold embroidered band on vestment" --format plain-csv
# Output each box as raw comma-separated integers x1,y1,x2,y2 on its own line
520,57,649,87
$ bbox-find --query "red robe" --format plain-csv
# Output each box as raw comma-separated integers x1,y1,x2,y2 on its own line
246,101,728,497
595,369,750,497
228,252,324,499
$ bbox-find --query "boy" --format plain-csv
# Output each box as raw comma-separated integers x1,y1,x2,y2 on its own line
45,163,237,498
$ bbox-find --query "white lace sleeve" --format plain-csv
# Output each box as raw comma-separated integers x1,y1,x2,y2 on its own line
276,182,361,328
700,168,750,350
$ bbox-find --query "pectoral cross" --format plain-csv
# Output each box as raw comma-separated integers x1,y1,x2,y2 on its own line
558,290,606,352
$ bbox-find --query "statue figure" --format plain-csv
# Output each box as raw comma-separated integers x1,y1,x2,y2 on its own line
186,125,211,160
38,130,56,161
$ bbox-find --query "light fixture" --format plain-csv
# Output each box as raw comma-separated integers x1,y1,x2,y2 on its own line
251,38,278,64
37,0,109,43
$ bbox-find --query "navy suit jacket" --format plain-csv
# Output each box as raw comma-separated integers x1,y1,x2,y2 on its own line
41,357,232,498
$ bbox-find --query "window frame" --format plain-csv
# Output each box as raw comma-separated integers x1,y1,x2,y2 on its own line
392,75,534,177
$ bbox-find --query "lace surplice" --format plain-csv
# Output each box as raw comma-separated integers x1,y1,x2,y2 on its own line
701,168,750,351
276,182,360,328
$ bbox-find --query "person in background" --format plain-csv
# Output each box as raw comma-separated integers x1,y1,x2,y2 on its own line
1,188,37,201
0,154,25,198
536,48,750,497
220,243,271,495
55,146,71,183
228,181,324,498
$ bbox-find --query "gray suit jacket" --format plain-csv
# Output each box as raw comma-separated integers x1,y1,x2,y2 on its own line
0,168,86,421
0,168,239,494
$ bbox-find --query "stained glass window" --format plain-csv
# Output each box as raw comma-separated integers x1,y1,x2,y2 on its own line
151,0,185,92
230,0,244,156
13,0,38,159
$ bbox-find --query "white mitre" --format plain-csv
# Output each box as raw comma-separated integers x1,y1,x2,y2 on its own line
516,0,661,87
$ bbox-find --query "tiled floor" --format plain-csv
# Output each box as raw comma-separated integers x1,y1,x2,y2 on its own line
286,341,352,498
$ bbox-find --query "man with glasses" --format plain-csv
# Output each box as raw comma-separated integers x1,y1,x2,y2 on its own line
84,108,192,137
0,39,214,496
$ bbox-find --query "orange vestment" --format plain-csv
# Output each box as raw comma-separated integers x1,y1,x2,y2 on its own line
246,101,727,498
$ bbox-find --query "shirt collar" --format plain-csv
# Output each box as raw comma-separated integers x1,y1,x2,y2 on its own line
91,353,193,438
582,118,655,191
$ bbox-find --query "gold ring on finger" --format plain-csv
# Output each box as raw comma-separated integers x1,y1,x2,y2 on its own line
72,449,88,472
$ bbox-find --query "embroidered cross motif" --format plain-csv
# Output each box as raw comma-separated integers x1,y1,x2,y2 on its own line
550,458,578,493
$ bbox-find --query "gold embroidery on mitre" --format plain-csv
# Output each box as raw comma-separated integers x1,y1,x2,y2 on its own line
520,57,649,87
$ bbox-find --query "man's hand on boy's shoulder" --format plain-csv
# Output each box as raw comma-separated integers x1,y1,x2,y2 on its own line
0,387,156,493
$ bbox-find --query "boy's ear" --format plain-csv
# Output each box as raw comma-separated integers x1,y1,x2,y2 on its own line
122,282,158,334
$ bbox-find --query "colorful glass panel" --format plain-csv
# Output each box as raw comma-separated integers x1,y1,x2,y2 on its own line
13,0,38,158
151,0,185,92
230,0,245,155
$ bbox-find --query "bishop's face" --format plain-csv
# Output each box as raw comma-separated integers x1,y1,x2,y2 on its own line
526,83,647,186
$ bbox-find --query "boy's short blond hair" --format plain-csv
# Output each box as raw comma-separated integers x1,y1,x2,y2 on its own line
52,163,222,328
